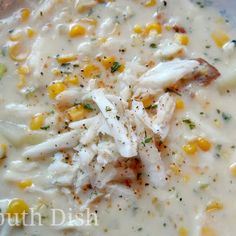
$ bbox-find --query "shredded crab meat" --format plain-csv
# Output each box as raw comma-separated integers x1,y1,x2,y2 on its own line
153,93,176,139
138,142,166,188
137,59,200,89
56,88,82,108
91,89,137,158
131,111,167,188
132,93,175,140
78,115,104,145
22,130,80,159
48,153,78,186
136,58,220,90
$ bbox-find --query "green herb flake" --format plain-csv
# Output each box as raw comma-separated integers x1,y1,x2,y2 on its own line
150,43,157,48
199,183,209,190
84,103,94,111
222,112,232,122
40,125,50,130
145,137,152,143
0,63,7,79
142,137,152,146
111,62,121,73
182,119,196,130
8,29,14,34
215,144,222,158
146,104,158,110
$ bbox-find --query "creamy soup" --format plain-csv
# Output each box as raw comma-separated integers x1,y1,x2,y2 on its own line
0,0,236,235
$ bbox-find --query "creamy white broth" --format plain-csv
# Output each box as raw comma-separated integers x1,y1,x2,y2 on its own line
0,0,236,236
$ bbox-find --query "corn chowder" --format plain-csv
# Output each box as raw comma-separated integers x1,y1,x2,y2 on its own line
0,0,236,235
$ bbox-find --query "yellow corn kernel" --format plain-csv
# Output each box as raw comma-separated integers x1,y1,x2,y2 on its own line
0,144,7,159
30,113,45,130
175,34,189,46
101,56,116,69
141,96,154,109
206,201,223,212
6,199,29,218
145,0,157,7
9,43,29,62
67,105,88,121
18,179,33,189
56,55,77,64
26,27,36,38
211,30,230,48
51,68,61,76
20,8,30,22
201,227,216,236
118,63,125,72
145,23,162,35
9,32,22,41
17,75,26,89
80,17,97,26
176,99,185,109
82,64,100,78
230,163,236,176
69,24,86,37
183,142,197,155
196,137,211,152
178,227,189,236
170,163,181,175
47,82,66,99
133,24,143,34
64,75,79,86
17,65,30,75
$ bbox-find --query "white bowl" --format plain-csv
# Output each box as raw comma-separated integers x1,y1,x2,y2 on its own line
203,0,236,23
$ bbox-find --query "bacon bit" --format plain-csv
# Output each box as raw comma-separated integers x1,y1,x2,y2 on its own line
194,58,221,85
168,58,221,91
173,25,186,34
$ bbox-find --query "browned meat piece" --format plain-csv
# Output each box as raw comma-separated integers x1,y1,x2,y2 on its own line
173,25,187,33
194,58,221,85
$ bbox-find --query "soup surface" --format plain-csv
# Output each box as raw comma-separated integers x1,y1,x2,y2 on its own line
0,0,236,235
